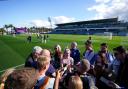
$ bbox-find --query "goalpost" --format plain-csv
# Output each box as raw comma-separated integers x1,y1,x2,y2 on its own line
103,32,113,40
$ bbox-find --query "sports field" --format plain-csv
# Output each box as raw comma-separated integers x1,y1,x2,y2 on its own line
0,34,128,74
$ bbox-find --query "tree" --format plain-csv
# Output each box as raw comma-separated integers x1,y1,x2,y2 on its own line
4,24,9,34
0,28,5,35
8,24,14,34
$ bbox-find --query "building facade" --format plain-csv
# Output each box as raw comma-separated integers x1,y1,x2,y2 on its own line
51,18,128,36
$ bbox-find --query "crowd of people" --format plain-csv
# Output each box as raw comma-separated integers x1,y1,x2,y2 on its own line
0,37,128,89
27,34,49,43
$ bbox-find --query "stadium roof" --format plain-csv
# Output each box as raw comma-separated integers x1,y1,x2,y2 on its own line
56,18,118,26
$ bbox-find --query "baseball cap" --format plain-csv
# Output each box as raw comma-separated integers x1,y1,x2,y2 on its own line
32,46,43,54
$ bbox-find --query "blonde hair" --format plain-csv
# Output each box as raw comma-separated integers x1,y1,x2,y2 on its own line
55,44,61,52
37,56,50,71
64,48,70,54
68,76,83,89
71,42,77,47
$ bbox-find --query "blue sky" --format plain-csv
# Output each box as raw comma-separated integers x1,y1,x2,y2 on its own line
0,0,128,28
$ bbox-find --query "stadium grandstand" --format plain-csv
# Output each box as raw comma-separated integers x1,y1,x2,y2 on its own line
51,18,128,36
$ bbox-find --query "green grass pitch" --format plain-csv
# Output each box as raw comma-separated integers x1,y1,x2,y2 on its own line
0,34,128,74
